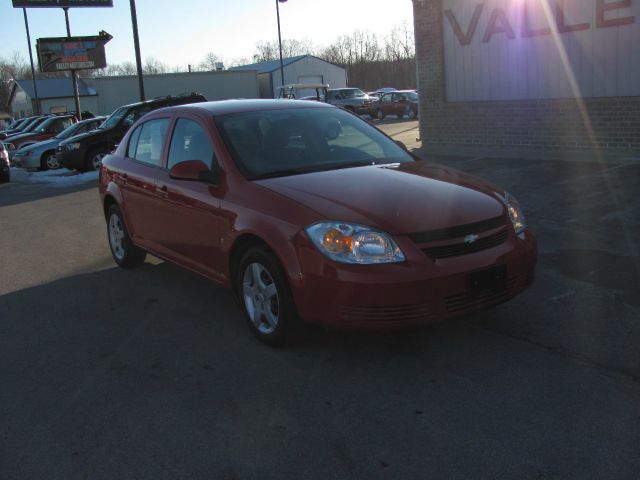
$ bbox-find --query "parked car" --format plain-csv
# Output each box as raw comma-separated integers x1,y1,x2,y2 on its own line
277,83,328,101
0,117,30,137
325,88,376,116
0,142,9,182
12,116,105,170
375,87,398,95
99,99,537,346
0,115,47,140
374,90,419,120
4,114,77,157
58,92,207,172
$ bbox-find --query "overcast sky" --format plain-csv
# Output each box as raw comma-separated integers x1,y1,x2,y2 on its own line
1,0,415,68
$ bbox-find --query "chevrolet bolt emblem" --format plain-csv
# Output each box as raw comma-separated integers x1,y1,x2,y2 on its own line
464,234,479,244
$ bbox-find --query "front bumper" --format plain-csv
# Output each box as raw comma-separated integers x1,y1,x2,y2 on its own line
0,163,10,180
57,147,87,170
291,229,537,330
11,153,40,169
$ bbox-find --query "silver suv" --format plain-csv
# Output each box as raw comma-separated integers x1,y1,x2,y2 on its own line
325,88,375,116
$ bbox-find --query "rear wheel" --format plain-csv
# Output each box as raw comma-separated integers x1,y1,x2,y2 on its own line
407,108,418,120
107,204,146,268
0,169,9,183
236,246,298,346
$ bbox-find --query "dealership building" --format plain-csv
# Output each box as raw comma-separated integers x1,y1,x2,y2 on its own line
412,0,640,152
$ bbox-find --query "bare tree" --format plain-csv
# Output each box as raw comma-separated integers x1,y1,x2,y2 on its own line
198,52,222,71
143,57,169,75
0,52,31,110
252,38,313,63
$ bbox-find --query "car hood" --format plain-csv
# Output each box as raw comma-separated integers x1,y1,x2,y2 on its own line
5,132,37,143
255,162,506,234
16,138,59,154
59,128,106,145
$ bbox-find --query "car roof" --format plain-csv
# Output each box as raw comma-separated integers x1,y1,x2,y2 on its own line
118,93,206,110
152,99,334,116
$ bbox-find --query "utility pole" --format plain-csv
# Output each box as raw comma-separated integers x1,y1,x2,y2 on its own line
276,0,287,89
129,0,145,101
63,7,82,121
22,8,40,115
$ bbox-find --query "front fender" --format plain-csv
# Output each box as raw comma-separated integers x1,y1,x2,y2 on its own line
225,213,307,293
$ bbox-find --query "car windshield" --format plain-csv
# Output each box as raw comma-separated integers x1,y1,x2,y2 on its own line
55,121,83,139
215,107,413,180
35,118,56,133
99,106,128,130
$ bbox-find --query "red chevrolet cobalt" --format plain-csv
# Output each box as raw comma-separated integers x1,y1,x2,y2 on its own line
99,100,536,345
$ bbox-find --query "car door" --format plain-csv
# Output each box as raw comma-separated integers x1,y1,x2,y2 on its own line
119,116,171,251
152,115,224,282
379,93,394,115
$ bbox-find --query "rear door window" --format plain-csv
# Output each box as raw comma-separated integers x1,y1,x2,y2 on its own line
131,118,170,167
167,118,215,169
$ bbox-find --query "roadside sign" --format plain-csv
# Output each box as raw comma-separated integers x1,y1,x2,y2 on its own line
36,34,112,72
12,0,113,7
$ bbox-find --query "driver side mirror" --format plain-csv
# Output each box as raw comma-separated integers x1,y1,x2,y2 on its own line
169,159,219,184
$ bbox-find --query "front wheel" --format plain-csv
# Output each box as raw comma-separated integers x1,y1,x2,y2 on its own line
376,109,386,120
407,108,418,120
107,204,146,268
237,246,298,346
85,147,108,172
41,150,60,170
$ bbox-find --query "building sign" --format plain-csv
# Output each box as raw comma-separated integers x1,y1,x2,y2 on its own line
442,0,639,101
12,0,112,7
37,34,111,71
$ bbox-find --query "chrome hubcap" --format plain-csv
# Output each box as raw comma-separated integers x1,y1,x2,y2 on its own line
46,154,59,169
92,153,106,170
108,213,126,261
242,262,279,334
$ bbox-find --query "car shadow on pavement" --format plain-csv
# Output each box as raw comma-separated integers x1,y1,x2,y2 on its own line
0,179,98,208
2,262,639,480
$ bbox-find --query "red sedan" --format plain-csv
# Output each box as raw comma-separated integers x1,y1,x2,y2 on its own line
99,100,536,345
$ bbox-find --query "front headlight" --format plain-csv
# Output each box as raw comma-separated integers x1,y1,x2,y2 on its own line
68,143,82,150
505,193,526,234
306,222,405,264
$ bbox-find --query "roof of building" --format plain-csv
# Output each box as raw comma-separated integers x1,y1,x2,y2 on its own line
229,55,319,74
15,78,97,99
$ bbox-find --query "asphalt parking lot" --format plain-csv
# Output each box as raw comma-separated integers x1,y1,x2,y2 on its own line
1,120,639,480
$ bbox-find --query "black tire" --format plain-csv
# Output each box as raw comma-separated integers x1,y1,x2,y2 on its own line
376,109,386,120
106,204,146,268
40,150,59,171
85,147,108,172
0,170,9,183
407,108,418,120
236,246,299,346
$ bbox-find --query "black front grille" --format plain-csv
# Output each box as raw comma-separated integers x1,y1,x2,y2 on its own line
408,216,506,244
445,278,516,313
339,303,433,322
422,229,508,260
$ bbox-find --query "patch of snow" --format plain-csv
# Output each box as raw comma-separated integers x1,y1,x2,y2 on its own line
10,167,98,187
